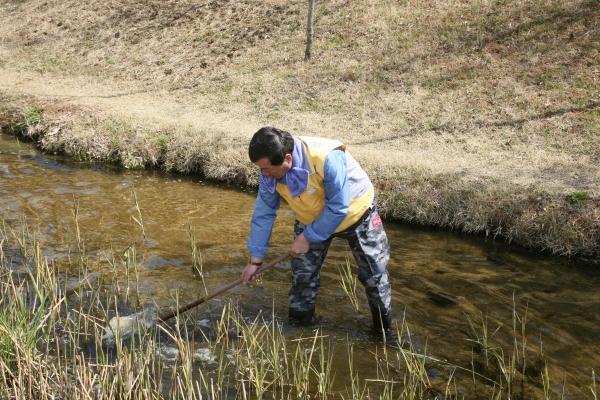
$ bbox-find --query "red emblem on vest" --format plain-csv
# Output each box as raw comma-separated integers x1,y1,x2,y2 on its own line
371,215,382,228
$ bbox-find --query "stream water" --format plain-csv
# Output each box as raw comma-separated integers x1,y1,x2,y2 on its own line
1,132,599,399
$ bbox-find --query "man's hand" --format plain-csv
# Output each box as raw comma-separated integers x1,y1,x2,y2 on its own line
242,258,263,284
291,233,310,258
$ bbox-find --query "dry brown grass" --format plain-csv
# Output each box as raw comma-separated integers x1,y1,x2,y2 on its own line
0,0,599,256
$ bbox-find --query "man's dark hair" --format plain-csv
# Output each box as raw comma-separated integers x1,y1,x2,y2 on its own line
248,127,294,165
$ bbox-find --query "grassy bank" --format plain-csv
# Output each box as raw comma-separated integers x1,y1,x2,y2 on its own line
0,0,599,256
2,93,599,257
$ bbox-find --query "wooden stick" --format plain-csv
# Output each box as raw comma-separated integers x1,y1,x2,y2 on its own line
158,251,291,322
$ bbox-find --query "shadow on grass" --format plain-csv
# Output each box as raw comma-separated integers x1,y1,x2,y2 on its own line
439,0,600,54
411,0,599,89
349,100,599,146
473,100,599,129
483,0,600,47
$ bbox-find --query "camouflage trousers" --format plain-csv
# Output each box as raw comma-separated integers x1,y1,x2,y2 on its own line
290,206,391,317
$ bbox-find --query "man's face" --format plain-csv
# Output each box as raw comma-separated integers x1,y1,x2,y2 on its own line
254,154,292,180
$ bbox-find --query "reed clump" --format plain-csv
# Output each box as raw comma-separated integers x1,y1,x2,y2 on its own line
1,216,597,399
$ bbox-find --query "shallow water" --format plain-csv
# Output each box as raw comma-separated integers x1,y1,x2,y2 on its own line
1,133,599,398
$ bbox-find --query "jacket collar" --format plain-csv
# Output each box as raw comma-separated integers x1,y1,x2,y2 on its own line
261,137,310,198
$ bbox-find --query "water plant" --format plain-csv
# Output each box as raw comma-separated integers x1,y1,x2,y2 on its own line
131,188,146,239
542,361,552,400
0,213,595,399
337,256,360,311
70,197,88,273
122,242,140,303
512,293,529,377
591,369,597,400
465,311,501,367
347,343,368,399
188,220,202,276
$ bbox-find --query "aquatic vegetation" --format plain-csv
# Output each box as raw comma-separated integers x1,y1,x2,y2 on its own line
465,312,501,367
337,257,360,312
0,216,596,399
591,369,598,400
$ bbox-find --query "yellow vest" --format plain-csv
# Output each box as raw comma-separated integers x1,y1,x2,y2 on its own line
276,136,374,233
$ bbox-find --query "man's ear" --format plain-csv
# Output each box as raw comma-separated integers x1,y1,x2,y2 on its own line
284,153,293,163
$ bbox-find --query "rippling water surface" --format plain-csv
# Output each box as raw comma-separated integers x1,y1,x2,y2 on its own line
1,133,599,398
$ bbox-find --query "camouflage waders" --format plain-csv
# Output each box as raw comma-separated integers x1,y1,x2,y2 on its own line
289,206,392,332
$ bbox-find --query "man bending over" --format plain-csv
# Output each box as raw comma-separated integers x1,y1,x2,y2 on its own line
242,127,394,338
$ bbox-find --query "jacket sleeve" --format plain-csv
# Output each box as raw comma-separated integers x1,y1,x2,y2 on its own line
302,149,350,242
247,180,281,258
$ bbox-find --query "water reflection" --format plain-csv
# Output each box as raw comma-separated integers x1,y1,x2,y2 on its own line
1,133,600,398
